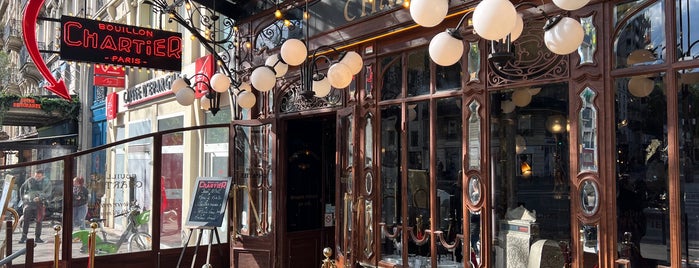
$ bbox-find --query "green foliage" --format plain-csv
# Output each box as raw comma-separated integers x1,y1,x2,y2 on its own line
0,93,80,125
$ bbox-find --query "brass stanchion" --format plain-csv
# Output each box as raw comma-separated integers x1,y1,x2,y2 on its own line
88,222,97,268
53,225,61,268
320,247,336,268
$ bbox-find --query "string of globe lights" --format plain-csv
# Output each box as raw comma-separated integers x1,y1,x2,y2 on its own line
145,0,246,115
146,0,362,115
409,0,588,67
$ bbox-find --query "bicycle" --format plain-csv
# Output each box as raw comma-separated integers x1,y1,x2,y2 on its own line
72,203,152,254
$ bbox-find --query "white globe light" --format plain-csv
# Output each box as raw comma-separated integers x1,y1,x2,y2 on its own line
239,81,252,92
340,51,364,75
472,0,517,41
327,62,353,88
408,108,417,121
553,0,590,11
528,87,541,95
200,95,211,110
410,0,449,27
280,39,307,66
510,13,524,42
312,74,332,98
429,31,464,66
237,90,256,109
171,78,189,94
265,54,288,77
544,17,585,55
512,89,532,107
628,76,654,97
501,100,516,113
175,87,196,106
210,73,231,93
250,66,277,92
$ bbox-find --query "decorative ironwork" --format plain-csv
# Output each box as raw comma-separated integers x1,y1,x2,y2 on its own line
279,79,343,113
487,18,569,86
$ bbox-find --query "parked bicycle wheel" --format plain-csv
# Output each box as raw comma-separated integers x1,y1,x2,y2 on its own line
127,232,152,252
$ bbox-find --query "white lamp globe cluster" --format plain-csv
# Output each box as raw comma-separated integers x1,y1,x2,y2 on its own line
171,73,232,107
278,39,364,97
412,0,588,67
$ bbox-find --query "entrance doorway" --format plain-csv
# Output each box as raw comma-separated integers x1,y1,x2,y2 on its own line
284,115,336,268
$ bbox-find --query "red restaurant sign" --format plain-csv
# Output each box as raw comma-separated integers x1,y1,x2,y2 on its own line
60,16,182,71
94,64,126,87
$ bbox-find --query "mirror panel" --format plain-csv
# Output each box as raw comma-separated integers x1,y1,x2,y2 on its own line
579,87,599,172
578,15,597,65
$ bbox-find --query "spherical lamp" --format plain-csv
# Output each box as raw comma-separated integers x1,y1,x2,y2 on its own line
472,0,517,41
510,13,524,41
265,54,288,77
627,76,654,97
339,51,364,75
501,100,516,113
312,73,332,98
171,77,189,94
238,81,252,92
237,90,256,109
553,0,590,11
511,89,532,107
175,87,196,106
528,87,541,95
327,62,353,88
280,39,307,66
250,66,277,92
544,16,585,55
210,73,231,93
546,114,567,134
200,95,211,110
410,0,449,27
429,31,464,66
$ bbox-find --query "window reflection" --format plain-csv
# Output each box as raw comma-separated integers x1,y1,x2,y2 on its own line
381,56,402,101
407,50,430,97
677,70,699,267
614,1,666,68
615,73,669,266
490,83,571,268
435,98,463,266
380,104,403,265
677,0,699,60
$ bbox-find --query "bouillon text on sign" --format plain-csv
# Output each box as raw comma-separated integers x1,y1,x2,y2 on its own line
60,16,182,72
186,177,232,228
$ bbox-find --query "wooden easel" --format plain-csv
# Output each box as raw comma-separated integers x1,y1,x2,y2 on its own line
176,226,223,268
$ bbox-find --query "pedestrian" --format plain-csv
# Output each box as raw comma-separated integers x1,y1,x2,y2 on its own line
18,170,53,243
73,177,89,230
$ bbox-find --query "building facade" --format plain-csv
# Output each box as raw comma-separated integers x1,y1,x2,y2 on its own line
1,0,698,268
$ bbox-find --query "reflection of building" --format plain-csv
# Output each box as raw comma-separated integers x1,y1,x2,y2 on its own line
0,1,84,168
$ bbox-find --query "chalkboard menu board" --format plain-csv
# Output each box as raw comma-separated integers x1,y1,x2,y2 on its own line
186,177,232,227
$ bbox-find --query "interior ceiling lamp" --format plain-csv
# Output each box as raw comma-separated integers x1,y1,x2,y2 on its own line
270,38,364,98
413,0,586,67
146,0,264,114
546,114,567,134
520,154,532,178
627,76,655,98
